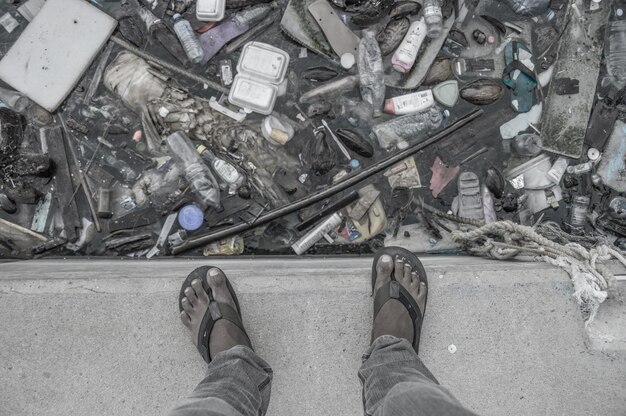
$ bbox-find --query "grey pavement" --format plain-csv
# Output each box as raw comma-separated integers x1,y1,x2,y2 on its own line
0,256,624,416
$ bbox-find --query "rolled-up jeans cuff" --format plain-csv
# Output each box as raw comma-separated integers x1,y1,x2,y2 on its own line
362,335,421,365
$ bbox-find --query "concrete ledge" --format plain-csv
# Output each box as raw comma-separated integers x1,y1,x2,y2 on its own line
0,257,625,416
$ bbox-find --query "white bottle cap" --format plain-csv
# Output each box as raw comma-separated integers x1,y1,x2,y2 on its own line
340,53,355,69
587,148,601,161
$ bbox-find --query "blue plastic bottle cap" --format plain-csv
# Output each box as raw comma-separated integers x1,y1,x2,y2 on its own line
178,204,204,231
349,159,360,170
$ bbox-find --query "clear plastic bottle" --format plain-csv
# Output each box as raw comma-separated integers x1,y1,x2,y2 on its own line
166,132,220,208
171,13,204,64
196,144,243,194
422,0,443,39
371,105,449,149
606,10,626,90
0,86,29,113
569,195,590,232
357,30,385,117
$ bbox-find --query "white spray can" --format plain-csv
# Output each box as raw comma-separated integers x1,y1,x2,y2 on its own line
383,89,435,115
391,18,428,74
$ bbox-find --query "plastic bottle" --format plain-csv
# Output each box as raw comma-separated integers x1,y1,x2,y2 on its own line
198,4,273,64
138,6,188,65
391,18,428,74
569,195,590,231
501,0,551,17
422,0,443,39
606,9,626,90
196,144,243,194
167,132,220,209
0,86,29,113
171,13,204,64
371,105,448,149
357,30,385,117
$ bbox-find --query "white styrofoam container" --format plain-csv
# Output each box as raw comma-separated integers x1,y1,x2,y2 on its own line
229,76,277,115
229,42,290,115
237,42,290,83
196,0,225,22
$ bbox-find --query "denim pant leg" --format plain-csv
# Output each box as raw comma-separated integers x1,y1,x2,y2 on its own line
168,346,273,416
359,336,479,416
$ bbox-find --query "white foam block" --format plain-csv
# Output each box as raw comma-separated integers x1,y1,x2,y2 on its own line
0,0,117,112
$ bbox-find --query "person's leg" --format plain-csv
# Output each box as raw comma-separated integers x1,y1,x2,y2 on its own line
360,252,478,416
168,268,272,416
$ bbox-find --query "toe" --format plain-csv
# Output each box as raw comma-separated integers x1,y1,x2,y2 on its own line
191,278,209,304
416,282,427,312
394,257,404,280
184,286,198,305
375,255,393,290
207,268,235,306
181,297,193,314
180,311,192,327
418,280,427,296
376,254,393,276
404,263,412,282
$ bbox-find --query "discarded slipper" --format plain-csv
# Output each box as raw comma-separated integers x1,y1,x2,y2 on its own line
179,266,251,363
502,40,537,113
371,246,428,354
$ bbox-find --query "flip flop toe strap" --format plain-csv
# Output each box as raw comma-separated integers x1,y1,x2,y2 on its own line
373,280,424,352
197,301,247,363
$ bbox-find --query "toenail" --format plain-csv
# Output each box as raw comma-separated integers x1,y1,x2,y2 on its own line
209,268,220,276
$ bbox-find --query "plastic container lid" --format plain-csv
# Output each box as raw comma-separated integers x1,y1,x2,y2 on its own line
178,204,204,231
196,0,225,22
237,42,289,84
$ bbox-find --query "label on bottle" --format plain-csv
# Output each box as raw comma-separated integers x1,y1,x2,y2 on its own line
390,90,434,114
214,160,240,184
424,5,442,18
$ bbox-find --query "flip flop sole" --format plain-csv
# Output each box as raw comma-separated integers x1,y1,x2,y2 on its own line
371,246,429,353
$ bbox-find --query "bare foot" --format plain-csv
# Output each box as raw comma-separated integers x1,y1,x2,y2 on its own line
180,268,251,359
371,254,427,343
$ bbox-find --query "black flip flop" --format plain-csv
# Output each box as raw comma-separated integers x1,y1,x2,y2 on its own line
371,246,428,354
179,266,251,363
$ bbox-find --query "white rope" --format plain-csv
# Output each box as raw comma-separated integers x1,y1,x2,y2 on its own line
451,221,624,324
